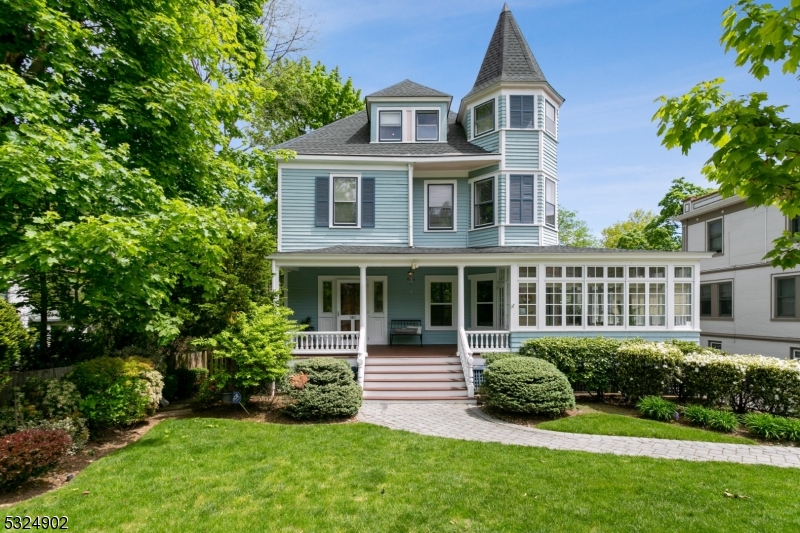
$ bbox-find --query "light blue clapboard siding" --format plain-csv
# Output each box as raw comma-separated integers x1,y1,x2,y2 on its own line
537,96,544,129
510,331,700,351
541,226,559,246
504,225,539,246
542,132,558,175
413,178,468,247
287,266,494,345
468,164,499,179
281,168,408,251
471,131,500,152
468,226,499,247
369,102,449,142
505,130,539,169
536,175,544,225
498,95,506,128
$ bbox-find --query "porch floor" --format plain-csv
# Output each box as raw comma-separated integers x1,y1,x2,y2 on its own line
367,344,457,357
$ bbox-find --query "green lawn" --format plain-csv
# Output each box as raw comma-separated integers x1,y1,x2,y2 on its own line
537,412,756,444
7,418,800,532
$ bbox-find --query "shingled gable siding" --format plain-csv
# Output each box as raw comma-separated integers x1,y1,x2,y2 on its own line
505,130,539,169
505,225,540,246
369,102,449,143
542,132,557,175
413,178,468,247
470,131,500,152
468,226,499,247
281,168,408,251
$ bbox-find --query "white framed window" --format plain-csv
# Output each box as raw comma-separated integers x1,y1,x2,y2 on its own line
545,266,562,278
424,180,457,231
416,110,439,141
519,266,537,278
509,174,535,224
587,267,604,278
790,347,800,359
473,177,495,228
545,283,563,326
674,282,693,327
330,175,360,227
425,276,457,330
379,110,402,142
649,283,666,326
587,283,604,326
629,283,646,326
608,267,625,279
566,267,583,278
545,101,557,136
649,267,665,278
474,99,495,136
707,218,723,254
675,266,693,278
510,95,534,128
519,282,536,327
545,178,556,227
629,267,645,279
565,283,583,326
607,282,624,326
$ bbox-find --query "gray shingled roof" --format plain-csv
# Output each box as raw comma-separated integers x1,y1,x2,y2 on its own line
465,5,554,99
270,111,495,157
366,79,451,98
275,245,675,255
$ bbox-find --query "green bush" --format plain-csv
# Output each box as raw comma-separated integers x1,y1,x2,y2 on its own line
742,413,800,442
681,405,739,433
68,356,163,427
680,351,745,407
615,342,682,400
665,339,708,355
284,358,362,420
483,352,518,366
637,396,676,422
0,299,30,386
483,357,575,416
519,337,621,398
194,371,228,408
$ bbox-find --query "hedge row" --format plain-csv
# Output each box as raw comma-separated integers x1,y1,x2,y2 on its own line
519,337,800,415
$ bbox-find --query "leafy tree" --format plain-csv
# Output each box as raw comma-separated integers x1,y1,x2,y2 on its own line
653,0,800,268
0,298,30,385
558,207,599,247
601,210,656,249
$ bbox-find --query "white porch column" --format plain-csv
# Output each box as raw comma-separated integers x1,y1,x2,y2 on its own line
359,265,367,332
457,265,465,332
271,261,280,295
408,163,414,247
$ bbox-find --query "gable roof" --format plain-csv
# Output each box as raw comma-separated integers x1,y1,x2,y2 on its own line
270,110,495,157
465,5,558,99
366,79,451,98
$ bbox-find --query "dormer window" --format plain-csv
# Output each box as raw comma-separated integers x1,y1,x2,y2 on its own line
510,96,534,128
474,100,495,136
545,101,556,135
416,111,439,141
379,111,402,142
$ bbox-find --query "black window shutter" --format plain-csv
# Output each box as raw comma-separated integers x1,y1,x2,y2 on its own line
510,96,521,128
510,175,521,223
315,177,329,227
362,177,375,227
522,175,534,223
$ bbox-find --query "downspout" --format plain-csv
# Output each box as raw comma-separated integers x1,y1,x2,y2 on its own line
408,162,414,247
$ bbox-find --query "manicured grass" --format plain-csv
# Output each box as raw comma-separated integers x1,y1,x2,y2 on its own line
8,419,799,532
537,412,756,444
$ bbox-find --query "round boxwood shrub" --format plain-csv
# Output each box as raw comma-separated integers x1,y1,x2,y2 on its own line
284,358,362,420
483,352,518,366
483,357,575,416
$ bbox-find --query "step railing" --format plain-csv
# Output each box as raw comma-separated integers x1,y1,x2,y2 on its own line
291,331,360,354
356,326,367,388
466,330,511,352
457,328,475,397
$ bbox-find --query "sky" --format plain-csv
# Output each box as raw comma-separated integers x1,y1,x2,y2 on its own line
299,0,797,236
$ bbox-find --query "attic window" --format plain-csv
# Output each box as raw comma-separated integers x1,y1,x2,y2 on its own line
474,100,495,136
545,101,556,135
416,111,439,141
379,111,402,142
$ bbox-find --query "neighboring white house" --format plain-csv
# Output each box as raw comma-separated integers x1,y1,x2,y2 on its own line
675,192,800,359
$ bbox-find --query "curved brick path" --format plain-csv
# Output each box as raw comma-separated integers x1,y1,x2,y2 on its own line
358,402,800,468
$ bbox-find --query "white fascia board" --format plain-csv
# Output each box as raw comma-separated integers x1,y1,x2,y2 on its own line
672,196,746,222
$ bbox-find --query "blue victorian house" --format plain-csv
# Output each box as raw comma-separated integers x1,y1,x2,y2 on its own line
269,5,708,400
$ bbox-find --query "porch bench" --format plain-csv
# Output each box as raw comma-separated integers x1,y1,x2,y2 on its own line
389,320,423,347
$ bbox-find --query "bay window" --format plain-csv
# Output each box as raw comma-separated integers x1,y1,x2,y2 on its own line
674,283,693,326
474,100,495,136
473,177,494,227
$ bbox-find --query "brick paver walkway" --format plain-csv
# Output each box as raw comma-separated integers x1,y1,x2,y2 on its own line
358,401,800,468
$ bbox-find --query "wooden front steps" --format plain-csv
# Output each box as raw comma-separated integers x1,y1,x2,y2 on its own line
362,355,470,401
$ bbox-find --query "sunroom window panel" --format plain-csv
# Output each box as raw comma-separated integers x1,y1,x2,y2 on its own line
607,283,624,326
565,283,583,326
519,282,536,327
674,283,693,326
379,111,402,142
649,283,666,326
545,283,563,326
587,267,604,278
587,283,604,326
608,267,624,279
427,184,454,230
416,111,439,141
628,283,646,326
675,266,692,278
333,177,357,225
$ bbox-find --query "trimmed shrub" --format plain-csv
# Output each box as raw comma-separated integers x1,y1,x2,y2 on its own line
284,358,362,420
742,413,800,442
483,352,518,366
615,342,682,400
665,339,711,355
519,337,621,398
0,429,72,491
680,351,745,407
483,357,575,416
637,396,676,422
68,356,163,427
681,405,739,433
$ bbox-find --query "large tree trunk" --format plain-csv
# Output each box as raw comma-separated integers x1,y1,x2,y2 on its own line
39,273,48,357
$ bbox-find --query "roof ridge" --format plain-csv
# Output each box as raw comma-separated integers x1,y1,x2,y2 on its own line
365,79,451,98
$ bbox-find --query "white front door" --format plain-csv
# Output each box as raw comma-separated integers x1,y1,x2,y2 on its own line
367,277,387,345
337,280,361,332
331,277,388,344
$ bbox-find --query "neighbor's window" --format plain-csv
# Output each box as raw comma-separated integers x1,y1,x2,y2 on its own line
427,183,454,230
545,178,556,227
379,110,402,142
700,285,712,317
607,283,624,326
474,100,495,136
775,276,797,318
628,283,646,326
519,282,536,327
473,177,494,228
702,281,733,319
719,282,732,317
674,283,693,326
707,219,723,253
545,283,563,326
510,95,534,128
792,216,800,234
545,101,556,135
587,283,604,326
649,283,666,326
416,111,439,141
332,177,358,226
430,281,454,327
709,340,723,350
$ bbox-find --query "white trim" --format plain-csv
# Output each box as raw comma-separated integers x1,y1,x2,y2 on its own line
544,176,557,229
329,173,362,229
408,163,414,247
277,164,283,252
423,179,458,233
504,174,510,225
425,275,458,331
470,273,497,329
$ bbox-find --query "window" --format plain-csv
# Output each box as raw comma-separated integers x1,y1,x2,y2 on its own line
791,347,800,359
629,267,645,278
649,283,666,326
649,267,665,278
519,266,537,278
707,219,723,253
546,267,562,278
473,178,494,227
379,110,402,142
416,111,439,141
519,282,537,326
475,279,494,327
675,266,692,278
545,179,556,227
608,267,624,278
565,283,583,326
333,177,358,226
545,283,563,326
427,279,455,329
566,267,582,278
607,283,624,326
587,267,604,278
792,216,800,234
700,284,712,317
545,101,556,135
426,183,455,230
719,282,733,317
775,276,797,318
322,281,333,313
509,175,534,224
510,95,534,128
587,283,604,326
709,341,723,350
674,283,693,326
474,100,495,136
373,281,384,313
629,283,646,326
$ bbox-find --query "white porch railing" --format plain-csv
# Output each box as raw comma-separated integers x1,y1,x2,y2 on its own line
291,331,360,354
356,326,367,388
466,331,511,352
457,328,475,397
